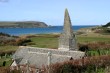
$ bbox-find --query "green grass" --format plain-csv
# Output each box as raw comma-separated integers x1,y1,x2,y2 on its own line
30,35,58,49
0,46,16,67
85,66,105,73
0,57,12,67
0,46,18,52
77,36,110,43
28,34,110,48
87,49,110,56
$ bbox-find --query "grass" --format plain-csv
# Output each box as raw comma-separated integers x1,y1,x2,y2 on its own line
0,34,109,53
0,57,12,67
87,49,110,56
77,36,110,43
28,34,110,49
0,46,18,52
29,34,58,49
0,34,109,50
0,46,16,67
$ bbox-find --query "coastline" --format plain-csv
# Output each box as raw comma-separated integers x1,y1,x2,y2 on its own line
0,25,96,36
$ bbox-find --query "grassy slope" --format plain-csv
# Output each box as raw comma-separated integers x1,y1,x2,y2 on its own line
0,22,16,26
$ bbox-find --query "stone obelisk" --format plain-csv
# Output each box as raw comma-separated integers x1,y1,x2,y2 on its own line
58,8,78,51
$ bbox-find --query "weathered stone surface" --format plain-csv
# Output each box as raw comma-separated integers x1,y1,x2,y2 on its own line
58,9,78,51
12,46,85,68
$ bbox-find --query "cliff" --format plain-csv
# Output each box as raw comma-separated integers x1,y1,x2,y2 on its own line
0,21,48,28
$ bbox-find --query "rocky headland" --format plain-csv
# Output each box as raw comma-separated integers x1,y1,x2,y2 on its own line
0,21,48,28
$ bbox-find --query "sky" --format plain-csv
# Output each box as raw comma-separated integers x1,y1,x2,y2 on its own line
0,0,110,26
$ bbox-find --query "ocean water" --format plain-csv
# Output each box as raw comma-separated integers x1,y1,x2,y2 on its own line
0,25,96,36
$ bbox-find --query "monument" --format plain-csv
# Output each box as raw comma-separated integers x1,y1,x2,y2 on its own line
10,9,85,72
58,9,78,51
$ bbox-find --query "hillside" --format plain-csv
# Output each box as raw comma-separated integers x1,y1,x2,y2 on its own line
0,21,48,28
77,22,110,35
102,22,110,27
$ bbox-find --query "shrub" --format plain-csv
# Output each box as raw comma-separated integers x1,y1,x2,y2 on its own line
78,42,110,51
15,38,31,46
42,55,110,73
0,67,21,73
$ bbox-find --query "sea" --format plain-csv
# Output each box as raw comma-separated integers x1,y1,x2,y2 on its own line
0,25,96,36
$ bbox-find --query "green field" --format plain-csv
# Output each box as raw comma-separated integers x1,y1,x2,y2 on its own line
28,34,110,48
29,35,58,49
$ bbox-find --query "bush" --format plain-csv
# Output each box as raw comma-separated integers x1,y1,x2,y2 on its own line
78,43,88,52
42,55,110,73
0,67,21,73
15,38,31,46
78,42,110,51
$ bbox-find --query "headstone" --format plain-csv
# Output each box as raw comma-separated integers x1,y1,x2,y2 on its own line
58,8,78,51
